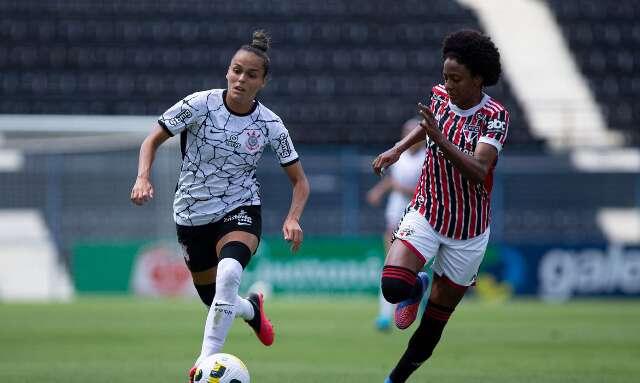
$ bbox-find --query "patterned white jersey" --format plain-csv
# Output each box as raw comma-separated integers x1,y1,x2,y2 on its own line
158,89,299,226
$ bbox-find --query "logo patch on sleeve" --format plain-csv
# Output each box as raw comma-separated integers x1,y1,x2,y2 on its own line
168,109,192,126
276,133,292,158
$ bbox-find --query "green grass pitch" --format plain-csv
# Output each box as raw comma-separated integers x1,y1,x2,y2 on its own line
0,297,638,382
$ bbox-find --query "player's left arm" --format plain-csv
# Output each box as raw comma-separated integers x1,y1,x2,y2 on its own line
281,161,310,253
418,103,502,184
268,118,309,252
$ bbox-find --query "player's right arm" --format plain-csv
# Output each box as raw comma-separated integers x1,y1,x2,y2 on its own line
130,125,171,206
132,91,206,205
372,125,425,176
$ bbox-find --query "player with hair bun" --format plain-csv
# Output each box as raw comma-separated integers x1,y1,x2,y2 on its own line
372,29,509,382
130,30,310,382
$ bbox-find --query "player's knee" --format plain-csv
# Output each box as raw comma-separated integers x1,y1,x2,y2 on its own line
219,241,252,269
216,258,242,290
195,282,216,306
214,243,250,302
381,265,417,303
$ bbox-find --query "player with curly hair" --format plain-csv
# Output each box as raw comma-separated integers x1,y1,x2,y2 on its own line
372,29,509,382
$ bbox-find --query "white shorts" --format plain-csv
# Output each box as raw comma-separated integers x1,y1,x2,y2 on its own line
394,210,490,288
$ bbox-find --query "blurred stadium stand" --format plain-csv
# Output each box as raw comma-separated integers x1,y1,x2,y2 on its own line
0,0,638,269
0,0,536,146
546,0,640,145
0,143,637,267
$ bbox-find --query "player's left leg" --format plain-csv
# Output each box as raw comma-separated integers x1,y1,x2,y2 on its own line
386,274,466,382
197,231,261,364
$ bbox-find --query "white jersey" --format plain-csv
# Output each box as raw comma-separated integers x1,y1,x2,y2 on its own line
385,149,424,227
159,89,299,226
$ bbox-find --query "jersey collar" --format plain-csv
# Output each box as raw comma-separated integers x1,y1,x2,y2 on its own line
222,89,259,116
447,93,489,117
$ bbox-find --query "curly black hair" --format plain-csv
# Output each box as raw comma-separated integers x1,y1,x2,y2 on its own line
442,30,501,87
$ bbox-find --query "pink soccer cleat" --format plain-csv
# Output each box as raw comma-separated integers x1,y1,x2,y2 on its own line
394,272,430,329
245,293,274,346
188,366,197,383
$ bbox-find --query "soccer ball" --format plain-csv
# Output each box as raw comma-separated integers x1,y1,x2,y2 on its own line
193,353,250,383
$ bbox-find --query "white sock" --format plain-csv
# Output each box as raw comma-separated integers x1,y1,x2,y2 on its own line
378,288,394,319
196,258,243,364
235,296,255,320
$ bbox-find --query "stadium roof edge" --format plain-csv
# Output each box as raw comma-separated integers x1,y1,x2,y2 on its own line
0,114,156,133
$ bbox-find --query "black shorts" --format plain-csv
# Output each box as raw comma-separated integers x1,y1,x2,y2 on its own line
176,205,262,272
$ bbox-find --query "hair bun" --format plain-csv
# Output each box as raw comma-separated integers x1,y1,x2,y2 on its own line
251,30,271,53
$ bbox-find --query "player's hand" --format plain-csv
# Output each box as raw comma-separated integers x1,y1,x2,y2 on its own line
282,217,303,253
366,187,384,207
130,176,154,205
418,103,440,139
372,147,401,177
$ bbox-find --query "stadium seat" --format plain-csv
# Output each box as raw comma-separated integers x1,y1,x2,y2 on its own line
547,0,640,145
2,0,536,146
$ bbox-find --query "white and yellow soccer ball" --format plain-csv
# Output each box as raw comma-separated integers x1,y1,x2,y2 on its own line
193,353,250,383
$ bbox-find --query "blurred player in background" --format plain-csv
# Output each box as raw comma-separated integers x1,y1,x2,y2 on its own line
130,30,310,382
366,117,424,331
372,30,509,382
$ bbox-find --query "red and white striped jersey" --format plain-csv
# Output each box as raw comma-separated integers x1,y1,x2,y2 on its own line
408,84,509,240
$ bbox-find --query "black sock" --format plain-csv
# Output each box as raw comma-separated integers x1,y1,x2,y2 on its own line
389,300,454,382
409,275,424,299
381,266,417,303
194,282,216,307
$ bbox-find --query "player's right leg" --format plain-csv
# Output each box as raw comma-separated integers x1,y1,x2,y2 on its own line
381,210,438,330
177,222,220,307
380,239,425,306
177,222,221,382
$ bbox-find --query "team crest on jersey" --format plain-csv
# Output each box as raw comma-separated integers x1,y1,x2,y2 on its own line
245,131,261,153
396,225,415,238
462,123,481,142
